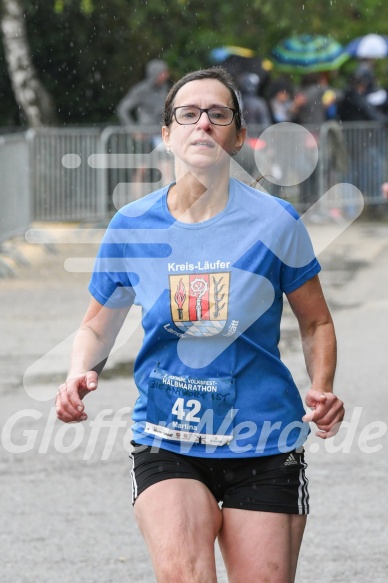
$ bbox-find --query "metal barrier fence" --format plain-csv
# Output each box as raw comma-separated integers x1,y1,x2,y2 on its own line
99,126,175,211
27,127,104,222
242,122,388,215
1,123,387,236
0,133,30,244
318,121,388,211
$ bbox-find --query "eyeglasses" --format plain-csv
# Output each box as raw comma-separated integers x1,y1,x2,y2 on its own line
172,106,237,126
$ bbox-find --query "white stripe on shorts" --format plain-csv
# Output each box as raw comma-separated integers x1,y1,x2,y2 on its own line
129,452,138,505
297,459,310,514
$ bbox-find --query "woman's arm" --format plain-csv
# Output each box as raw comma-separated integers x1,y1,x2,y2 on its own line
56,297,130,423
286,275,344,438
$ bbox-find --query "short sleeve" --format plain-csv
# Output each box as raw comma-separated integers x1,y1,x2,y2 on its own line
277,202,321,293
88,213,137,309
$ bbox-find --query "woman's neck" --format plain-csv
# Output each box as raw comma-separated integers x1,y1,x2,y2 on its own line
167,171,230,223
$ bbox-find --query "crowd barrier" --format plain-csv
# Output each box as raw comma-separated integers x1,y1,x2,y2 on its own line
27,127,103,222
318,120,388,216
0,133,30,244
1,123,387,236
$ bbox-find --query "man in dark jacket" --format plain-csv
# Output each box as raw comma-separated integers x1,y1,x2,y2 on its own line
337,71,388,123
337,72,388,201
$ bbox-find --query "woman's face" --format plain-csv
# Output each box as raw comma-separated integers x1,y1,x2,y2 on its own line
162,79,246,172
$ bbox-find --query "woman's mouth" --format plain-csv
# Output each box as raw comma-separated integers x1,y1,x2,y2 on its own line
192,140,215,148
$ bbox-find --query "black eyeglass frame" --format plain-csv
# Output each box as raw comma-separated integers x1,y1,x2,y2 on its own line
172,106,237,126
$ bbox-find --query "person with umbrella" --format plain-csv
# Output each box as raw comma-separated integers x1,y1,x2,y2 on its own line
270,35,347,126
270,35,347,206
209,46,273,97
344,34,388,113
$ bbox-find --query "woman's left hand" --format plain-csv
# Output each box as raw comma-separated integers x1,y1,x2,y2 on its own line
303,388,345,438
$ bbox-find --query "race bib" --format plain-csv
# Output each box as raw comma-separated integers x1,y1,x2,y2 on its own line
145,367,236,446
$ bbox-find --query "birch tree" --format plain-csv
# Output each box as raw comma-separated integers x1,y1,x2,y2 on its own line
1,0,56,126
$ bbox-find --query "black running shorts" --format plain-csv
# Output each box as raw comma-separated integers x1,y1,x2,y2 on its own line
130,443,309,515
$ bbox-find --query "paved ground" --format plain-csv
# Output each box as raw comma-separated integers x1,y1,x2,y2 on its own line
1,217,388,582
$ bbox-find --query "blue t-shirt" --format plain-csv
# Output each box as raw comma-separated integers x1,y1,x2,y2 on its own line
89,178,320,458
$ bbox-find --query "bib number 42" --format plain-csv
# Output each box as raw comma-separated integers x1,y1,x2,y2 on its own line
171,397,201,422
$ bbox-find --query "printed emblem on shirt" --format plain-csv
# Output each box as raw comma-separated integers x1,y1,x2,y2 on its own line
169,272,230,336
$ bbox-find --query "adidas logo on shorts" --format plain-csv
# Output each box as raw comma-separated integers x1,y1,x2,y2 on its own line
284,453,298,466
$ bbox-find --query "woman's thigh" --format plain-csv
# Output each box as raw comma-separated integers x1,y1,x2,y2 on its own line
218,508,306,583
134,478,222,583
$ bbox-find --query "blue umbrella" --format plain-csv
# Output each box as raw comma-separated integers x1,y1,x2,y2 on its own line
271,34,349,72
209,46,255,62
209,46,273,94
345,34,388,59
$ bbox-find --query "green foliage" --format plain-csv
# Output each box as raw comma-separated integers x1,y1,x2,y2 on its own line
1,0,388,126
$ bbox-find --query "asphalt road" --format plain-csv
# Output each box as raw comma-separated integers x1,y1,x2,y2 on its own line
1,218,387,582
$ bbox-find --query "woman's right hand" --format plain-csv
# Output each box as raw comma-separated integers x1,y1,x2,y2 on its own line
56,371,98,423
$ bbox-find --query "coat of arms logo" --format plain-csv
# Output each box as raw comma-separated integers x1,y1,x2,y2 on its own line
169,272,230,336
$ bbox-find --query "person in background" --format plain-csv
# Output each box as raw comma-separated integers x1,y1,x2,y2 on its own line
337,71,388,201
267,78,295,123
290,72,341,207
337,70,388,123
355,61,388,113
292,72,339,127
116,59,172,197
233,71,272,180
237,72,272,126
117,59,171,135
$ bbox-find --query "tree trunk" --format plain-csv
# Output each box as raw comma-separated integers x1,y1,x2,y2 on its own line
1,0,57,126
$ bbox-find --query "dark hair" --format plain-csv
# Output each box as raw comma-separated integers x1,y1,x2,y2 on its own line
268,78,294,100
163,67,244,130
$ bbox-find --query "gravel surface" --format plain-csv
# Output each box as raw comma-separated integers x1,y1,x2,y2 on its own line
1,218,387,582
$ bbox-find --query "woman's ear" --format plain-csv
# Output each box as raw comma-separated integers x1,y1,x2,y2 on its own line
162,126,171,152
234,127,247,153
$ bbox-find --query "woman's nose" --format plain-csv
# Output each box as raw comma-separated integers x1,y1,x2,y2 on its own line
196,111,211,129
